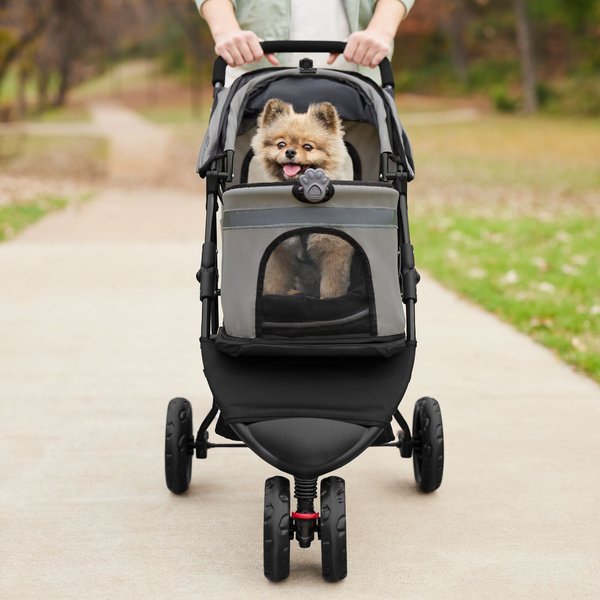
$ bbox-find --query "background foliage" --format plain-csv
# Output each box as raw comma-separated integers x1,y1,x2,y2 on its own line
0,0,598,120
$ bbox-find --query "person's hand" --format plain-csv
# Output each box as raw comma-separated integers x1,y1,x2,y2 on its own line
214,29,279,67
327,30,392,68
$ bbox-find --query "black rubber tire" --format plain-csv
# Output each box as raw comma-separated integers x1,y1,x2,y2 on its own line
320,476,347,582
164,397,193,494
412,397,444,493
263,476,291,581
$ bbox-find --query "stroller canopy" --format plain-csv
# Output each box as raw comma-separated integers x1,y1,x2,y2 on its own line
197,67,414,183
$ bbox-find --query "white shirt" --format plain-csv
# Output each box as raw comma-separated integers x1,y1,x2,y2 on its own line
225,0,356,86
287,0,357,71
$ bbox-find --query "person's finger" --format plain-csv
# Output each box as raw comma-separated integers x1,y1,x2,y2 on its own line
362,46,378,67
255,37,280,65
228,43,245,67
327,52,340,65
238,39,255,63
370,49,388,68
247,35,264,62
343,35,359,62
216,46,235,67
351,40,368,65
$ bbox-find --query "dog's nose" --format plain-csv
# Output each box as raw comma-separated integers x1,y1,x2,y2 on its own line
285,148,297,159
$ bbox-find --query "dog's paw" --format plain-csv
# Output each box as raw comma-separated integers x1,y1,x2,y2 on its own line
299,168,330,202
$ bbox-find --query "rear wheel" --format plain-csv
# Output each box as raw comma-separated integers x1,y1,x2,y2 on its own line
164,398,194,494
412,397,444,493
264,476,291,581
320,476,347,582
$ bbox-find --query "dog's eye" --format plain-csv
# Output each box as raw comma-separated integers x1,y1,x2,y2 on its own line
277,141,286,149
303,144,313,152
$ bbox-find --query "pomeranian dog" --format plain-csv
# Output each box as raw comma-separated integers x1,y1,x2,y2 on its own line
251,99,354,299
250,98,350,182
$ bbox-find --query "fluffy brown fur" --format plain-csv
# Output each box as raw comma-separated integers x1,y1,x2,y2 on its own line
252,99,354,299
251,99,349,182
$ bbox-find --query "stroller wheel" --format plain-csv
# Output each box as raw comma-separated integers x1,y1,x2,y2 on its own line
164,398,194,494
412,397,444,493
263,476,291,581
320,476,347,582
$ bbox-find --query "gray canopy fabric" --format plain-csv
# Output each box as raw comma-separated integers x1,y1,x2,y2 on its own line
197,68,414,179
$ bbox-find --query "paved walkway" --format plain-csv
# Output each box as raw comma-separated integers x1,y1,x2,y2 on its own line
1,108,599,599
0,102,172,184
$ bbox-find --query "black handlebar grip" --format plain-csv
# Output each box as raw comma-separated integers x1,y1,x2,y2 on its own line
211,40,394,89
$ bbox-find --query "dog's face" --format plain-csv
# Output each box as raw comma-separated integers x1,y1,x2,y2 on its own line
251,99,346,182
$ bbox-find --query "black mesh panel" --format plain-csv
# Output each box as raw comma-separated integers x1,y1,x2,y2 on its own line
257,229,376,338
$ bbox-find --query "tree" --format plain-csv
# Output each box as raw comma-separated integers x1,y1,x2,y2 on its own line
0,0,50,94
514,0,538,112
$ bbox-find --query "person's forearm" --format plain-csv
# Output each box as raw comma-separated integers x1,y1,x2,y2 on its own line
367,0,407,44
200,0,241,43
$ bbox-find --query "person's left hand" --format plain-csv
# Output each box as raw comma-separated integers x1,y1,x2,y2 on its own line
327,30,392,68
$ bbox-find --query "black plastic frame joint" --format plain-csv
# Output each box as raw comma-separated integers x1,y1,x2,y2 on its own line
199,267,216,300
298,58,316,73
401,269,418,303
380,152,405,182
206,150,234,183
400,243,415,271
201,241,217,269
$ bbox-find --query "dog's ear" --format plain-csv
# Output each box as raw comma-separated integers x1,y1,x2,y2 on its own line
308,102,341,133
258,98,293,128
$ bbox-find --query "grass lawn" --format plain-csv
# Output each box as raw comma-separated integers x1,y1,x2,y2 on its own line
0,196,69,241
35,104,91,123
407,114,600,382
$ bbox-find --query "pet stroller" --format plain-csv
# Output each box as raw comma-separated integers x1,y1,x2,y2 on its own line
164,41,444,582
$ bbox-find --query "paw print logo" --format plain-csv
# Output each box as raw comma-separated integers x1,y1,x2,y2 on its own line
299,168,331,202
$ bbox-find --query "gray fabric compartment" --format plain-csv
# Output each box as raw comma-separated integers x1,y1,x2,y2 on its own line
220,184,404,339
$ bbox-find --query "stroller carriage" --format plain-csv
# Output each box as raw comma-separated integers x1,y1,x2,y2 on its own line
164,41,444,582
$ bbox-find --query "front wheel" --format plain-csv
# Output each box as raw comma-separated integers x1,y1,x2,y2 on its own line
164,397,194,494
264,476,291,581
320,476,347,582
412,397,444,493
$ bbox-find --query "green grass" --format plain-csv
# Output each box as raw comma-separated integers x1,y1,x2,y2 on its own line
410,115,600,197
0,196,69,241
35,105,91,123
407,114,600,382
411,214,600,381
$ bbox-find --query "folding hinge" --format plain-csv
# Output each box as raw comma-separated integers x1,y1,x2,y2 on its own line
379,152,406,182
207,149,234,182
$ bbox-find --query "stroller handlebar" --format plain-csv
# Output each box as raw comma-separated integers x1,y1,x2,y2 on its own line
211,40,395,89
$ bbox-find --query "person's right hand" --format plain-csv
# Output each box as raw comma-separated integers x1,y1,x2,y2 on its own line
214,30,279,67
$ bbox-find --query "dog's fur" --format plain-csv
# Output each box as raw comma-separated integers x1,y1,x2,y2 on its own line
250,98,349,182
251,99,354,299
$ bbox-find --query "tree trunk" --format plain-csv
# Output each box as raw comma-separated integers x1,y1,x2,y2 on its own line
446,0,469,84
0,15,48,94
514,0,538,112
16,66,29,118
53,58,72,107
36,67,50,112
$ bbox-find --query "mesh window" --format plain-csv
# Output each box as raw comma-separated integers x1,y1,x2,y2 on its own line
257,229,376,338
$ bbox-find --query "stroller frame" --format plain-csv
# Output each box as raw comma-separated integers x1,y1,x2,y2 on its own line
164,41,444,582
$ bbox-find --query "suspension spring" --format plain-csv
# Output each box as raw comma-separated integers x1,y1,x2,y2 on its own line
294,477,317,501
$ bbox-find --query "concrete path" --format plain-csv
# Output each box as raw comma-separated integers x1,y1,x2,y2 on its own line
1,118,599,599
0,102,172,185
